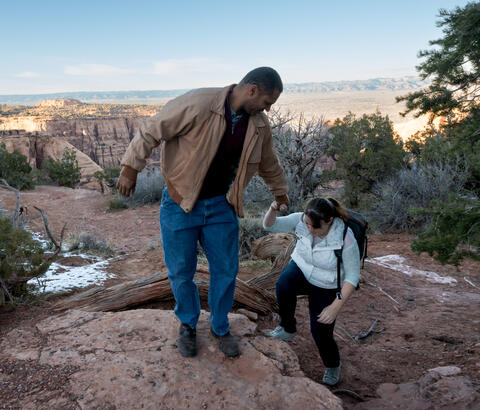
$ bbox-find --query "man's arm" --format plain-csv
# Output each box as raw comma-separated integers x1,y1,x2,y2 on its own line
117,96,199,196
257,126,289,208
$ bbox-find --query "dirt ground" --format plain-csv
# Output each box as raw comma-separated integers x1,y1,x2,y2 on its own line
1,186,479,409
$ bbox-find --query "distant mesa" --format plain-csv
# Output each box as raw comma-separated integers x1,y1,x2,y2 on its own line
35,98,84,108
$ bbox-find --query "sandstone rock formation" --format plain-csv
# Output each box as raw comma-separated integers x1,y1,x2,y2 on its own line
35,99,83,108
354,366,479,409
0,309,343,409
1,132,105,191
0,101,162,168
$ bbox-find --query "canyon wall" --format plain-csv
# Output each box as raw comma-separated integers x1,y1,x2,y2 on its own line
0,115,160,169
1,131,105,191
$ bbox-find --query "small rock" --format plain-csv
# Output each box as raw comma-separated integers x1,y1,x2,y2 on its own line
236,309,258,322
428,366,462,377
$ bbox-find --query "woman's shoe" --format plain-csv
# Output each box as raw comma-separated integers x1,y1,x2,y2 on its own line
322,363,341,386
268,326,296,341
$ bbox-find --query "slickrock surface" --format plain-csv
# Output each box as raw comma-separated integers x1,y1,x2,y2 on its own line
0,309,343,410
355,366,479,409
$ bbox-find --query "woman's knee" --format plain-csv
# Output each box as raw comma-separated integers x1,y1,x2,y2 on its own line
276,269,294,295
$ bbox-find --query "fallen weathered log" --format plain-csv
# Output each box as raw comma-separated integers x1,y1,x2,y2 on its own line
246,237,296,292
251,233,294,261
54,267,277,314
54,233,298,314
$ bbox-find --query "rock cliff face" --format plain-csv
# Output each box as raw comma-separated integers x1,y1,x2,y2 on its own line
0,116,157,168
0,131,105,191
35,98,83,108
0,100,162,168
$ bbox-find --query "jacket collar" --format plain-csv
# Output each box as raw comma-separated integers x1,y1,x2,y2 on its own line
297,217,345,249
323,217,345,248
210,84,267,128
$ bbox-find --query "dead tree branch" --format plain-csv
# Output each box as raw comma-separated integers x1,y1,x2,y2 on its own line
33,206,66,260
336,324,356,342
0,278,14,304
464,276,479,290
363,280,400,312
354,318,385,341
0,178,20,227
332,389,364,402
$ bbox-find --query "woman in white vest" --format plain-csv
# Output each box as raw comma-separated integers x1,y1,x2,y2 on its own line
263,197,360,386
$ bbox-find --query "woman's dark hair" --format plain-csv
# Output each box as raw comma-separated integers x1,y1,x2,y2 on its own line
239,67,283,93
303,197,348,228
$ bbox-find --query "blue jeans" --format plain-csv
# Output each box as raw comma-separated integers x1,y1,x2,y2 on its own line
159,187,239,336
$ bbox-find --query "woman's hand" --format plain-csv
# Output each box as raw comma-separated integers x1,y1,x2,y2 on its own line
263,201,282,228
270,201,287,212
317,300,342,324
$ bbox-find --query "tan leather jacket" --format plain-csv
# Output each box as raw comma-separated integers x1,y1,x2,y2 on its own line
120,85,287,217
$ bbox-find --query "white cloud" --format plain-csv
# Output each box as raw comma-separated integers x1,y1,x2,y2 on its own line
153,58,230,75
64,64,134,76
14,71,40,78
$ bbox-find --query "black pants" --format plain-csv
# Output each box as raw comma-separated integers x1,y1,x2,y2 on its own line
276,259,340,368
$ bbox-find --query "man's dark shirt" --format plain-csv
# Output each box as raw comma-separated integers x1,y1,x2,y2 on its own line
197,89,249,199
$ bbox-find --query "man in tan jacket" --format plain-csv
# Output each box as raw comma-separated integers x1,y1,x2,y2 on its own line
117,67,288,358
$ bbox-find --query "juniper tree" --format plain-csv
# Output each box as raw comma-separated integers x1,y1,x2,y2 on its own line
326,111,405,207
0,144,34,190
396,2,480,264
43,148,81,188
397,2,480,117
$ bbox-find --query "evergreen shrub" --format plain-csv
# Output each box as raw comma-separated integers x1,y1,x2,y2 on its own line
411,195,480,265
0,216,50,293
43,148,81,188
0,143,35,190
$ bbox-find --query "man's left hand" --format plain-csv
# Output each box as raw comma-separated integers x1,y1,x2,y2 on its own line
274,194,289,212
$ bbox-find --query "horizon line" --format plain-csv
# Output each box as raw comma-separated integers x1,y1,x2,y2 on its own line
0,75,425,98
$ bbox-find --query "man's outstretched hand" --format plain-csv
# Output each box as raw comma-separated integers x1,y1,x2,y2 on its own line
274,194,289,212
116,165,138,197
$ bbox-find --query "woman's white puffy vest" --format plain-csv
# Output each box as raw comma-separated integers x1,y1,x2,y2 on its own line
291,217,346,289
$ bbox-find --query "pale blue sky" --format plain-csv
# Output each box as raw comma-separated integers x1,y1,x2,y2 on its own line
0,0,472,95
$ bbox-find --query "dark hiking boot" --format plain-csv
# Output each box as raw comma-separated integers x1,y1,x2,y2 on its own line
211,328,239,357
177,324,196,357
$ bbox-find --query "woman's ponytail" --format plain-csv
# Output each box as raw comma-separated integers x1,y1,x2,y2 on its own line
327,197,348,223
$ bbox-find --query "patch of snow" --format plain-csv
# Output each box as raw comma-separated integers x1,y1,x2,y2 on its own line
367,255,457,284
26,229,116,294
28,258,115,294
30,230,50,247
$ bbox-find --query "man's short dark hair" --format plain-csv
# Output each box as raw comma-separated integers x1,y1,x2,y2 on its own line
239,67,283,94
